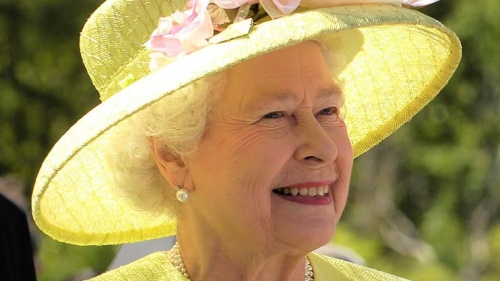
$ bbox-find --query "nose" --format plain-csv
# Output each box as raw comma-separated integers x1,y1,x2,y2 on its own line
293,116,337,165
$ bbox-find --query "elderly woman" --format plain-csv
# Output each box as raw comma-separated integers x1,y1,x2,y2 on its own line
32,0,461,280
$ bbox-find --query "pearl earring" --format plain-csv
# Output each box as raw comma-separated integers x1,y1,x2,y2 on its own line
175,185,189,202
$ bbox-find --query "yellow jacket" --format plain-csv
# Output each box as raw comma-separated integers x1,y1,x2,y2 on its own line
89,251,409,280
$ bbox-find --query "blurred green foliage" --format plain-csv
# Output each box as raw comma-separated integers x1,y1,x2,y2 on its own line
0,0,498,281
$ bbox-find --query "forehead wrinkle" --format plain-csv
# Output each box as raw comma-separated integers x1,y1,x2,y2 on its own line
224,44,342,114
242,81,343,113
243,89,299,113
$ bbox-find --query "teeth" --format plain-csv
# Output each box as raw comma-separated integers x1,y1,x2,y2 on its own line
309,187,318,196
318,187,324,196
275,185,329,197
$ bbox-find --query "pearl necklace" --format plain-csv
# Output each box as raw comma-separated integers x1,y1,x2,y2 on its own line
168,242,314,281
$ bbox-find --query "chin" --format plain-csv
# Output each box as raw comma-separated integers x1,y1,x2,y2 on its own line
307,222,337,250
277,219,337,254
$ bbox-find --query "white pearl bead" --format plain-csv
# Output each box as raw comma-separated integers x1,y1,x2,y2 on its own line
176,188,189,202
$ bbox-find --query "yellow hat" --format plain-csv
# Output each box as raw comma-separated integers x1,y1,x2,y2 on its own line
32,0,461,245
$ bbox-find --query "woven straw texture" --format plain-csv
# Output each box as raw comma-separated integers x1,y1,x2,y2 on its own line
32,0,461,245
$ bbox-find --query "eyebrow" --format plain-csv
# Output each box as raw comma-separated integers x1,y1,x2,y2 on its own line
318,84,344,101
246,84,344,113
267,84,343,101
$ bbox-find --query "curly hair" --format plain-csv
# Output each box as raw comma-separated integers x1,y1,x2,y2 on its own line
105,71,226,216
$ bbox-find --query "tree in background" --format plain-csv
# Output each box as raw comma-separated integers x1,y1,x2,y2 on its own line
0,0,498,280
0,1,112,280
0,0,100,187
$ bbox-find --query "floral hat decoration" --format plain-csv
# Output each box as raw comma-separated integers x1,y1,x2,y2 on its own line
32,0,461,245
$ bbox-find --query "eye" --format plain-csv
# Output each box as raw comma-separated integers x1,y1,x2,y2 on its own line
263,111,285,119
318,107,338,116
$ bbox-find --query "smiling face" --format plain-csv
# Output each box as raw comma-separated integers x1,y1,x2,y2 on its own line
172,41,353,255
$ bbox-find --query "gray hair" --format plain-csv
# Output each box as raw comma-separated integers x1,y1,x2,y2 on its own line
105,72,226,216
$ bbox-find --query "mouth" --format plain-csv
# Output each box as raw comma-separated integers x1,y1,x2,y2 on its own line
272,185,330,197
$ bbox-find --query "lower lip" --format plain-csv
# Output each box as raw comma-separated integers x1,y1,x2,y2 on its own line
275,193,332,205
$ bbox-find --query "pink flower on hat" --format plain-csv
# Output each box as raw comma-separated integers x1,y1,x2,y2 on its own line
145,0,442,70
259,0,301,18
402,0,440,7
145,0,214,70
212,0,251,9
145,0,301,68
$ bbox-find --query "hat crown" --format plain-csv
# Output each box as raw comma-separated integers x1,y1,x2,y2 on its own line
80,0,186,101
79,0,418,102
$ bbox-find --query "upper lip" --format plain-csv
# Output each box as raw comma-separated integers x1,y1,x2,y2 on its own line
273,181,334,189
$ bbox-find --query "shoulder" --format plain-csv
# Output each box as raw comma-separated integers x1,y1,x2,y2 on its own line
309,252,410,281
87,251,187,281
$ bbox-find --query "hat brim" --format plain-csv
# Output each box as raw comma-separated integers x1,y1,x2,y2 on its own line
32,4,461,245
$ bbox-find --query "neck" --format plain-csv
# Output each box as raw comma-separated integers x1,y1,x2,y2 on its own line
175,216,311,281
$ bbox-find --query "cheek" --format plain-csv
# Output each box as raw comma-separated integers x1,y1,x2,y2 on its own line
332,128,354,218
191,127,294,191
330,122,354,165
216,128,294,167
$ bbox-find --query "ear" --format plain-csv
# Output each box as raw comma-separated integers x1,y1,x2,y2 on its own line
150,138,187,188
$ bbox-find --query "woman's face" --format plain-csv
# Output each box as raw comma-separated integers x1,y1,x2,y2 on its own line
182,41,353,254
